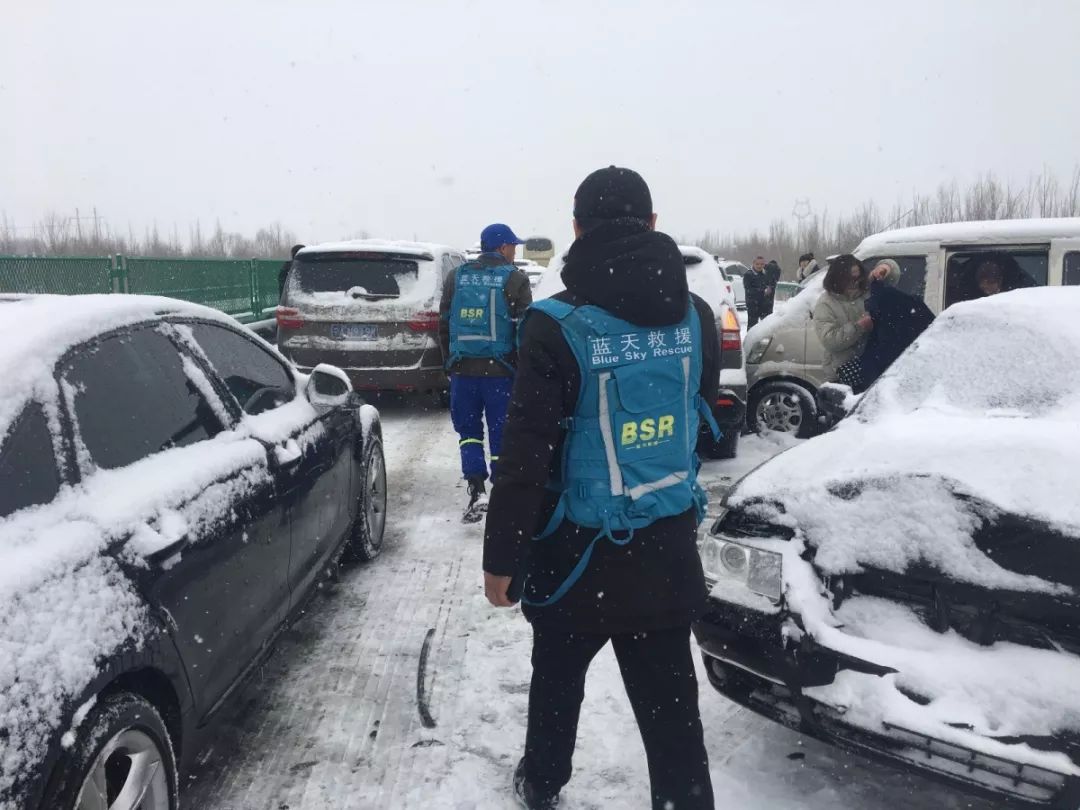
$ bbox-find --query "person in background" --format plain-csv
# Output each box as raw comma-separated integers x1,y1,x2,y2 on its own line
278,243,305,299
483,166,718,810
836,259,934,392
797,252,820,282
763,258,782,314
744,255,770,328
814,254,871,382
439,224,532,521
975,259,1005,297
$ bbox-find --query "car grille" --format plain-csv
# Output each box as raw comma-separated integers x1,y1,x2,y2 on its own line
837,569,1080,657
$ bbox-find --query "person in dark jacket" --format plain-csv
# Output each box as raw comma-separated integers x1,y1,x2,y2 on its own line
744,255,779,328
763,259,782,313
483,167,718,810
439,224,532,517
278,244,305,299
836,259,934,392
797,252,820,282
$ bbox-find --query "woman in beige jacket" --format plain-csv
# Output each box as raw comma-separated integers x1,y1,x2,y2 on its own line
813,254,872,380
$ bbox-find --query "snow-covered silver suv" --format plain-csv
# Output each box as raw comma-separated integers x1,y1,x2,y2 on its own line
278,240,465,396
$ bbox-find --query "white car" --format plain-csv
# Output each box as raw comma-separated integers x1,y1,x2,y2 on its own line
514,258,545,289
717,259,748,310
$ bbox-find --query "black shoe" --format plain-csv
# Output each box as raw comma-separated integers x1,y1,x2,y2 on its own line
466,477,486,504
462,478,488,524
513,759,559,810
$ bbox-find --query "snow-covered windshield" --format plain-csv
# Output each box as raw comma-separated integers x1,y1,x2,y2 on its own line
290,256,419,298
859,287,1080,420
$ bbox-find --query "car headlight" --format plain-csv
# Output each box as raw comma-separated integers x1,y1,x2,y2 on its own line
746,336,773,365
700,535,782,600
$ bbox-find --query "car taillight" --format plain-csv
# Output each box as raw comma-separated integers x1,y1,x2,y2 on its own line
276,306,304,329
408,311,440,333
719,308,741,352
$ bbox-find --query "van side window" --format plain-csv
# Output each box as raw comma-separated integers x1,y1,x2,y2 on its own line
0,403,61,519
1065,252,1080,286
943,248,1048,308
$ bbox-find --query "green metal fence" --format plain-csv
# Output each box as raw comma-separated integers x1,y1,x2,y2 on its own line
0,255,286,322
0,255,117,296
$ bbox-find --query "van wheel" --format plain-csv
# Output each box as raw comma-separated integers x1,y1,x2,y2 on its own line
345,435,387,562
41,692,178,810
747,382,816,438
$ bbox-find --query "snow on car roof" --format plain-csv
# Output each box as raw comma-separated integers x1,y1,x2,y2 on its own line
0,294,235,444
856,217,1080,254
297,238,451,258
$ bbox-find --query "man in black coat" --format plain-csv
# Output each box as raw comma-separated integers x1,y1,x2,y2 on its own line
483,167,718,810
744,255,771,328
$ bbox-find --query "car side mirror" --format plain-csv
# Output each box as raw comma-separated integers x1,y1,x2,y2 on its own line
818,383,858,425
307,363,353,408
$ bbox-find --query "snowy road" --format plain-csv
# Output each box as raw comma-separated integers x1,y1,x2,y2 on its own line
184,402,997,810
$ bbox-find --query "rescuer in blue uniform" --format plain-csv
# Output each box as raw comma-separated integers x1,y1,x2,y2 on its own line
483,168,721,809
439,223,532,520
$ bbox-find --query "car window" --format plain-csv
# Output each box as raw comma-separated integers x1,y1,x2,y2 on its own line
65,327,223,470
441,253,458,280
186,323,295,415
944,248,1047,308
290,253,420,297
1065,251,1080,286
0,403,61,519
862,255,928,299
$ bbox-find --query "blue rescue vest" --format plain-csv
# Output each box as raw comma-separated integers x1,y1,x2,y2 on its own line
447,260,515,368
523,299,721,606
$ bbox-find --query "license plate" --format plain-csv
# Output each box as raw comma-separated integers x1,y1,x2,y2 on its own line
330,323,378,341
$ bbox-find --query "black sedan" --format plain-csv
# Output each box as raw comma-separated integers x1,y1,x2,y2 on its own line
694,288,1080,808
0,294,387,810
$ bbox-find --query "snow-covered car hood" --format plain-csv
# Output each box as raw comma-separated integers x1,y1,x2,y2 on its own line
731,410,1080,593
719,288,1080,777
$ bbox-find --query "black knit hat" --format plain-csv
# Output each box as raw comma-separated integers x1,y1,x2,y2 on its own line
573,166,653,224
799,252,815,263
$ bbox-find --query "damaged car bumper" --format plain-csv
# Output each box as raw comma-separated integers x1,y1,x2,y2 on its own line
694,603,1080,808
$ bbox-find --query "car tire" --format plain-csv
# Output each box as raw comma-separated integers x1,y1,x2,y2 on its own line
345,434,387,562
698,428,739,460
40,691,178,810
747,381,816,438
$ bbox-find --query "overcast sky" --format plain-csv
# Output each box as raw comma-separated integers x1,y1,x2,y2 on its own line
5,0,1080,251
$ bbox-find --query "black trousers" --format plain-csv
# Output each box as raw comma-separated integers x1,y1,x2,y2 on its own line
522,624,714,809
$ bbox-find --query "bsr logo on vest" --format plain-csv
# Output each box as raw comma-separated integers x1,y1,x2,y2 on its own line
621,415,676,447
459,307,487,320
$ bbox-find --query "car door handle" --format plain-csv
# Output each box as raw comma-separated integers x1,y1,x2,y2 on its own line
275,439,303,468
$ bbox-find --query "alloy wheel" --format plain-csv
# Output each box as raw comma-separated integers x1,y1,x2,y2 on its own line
76,728,170,810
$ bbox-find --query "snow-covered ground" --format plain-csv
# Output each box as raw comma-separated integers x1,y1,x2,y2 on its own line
183,402,996,809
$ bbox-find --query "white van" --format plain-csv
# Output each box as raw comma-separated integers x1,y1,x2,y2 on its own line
743,218,1080,435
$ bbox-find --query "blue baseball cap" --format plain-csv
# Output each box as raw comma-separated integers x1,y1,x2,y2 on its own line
480,223,525,252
